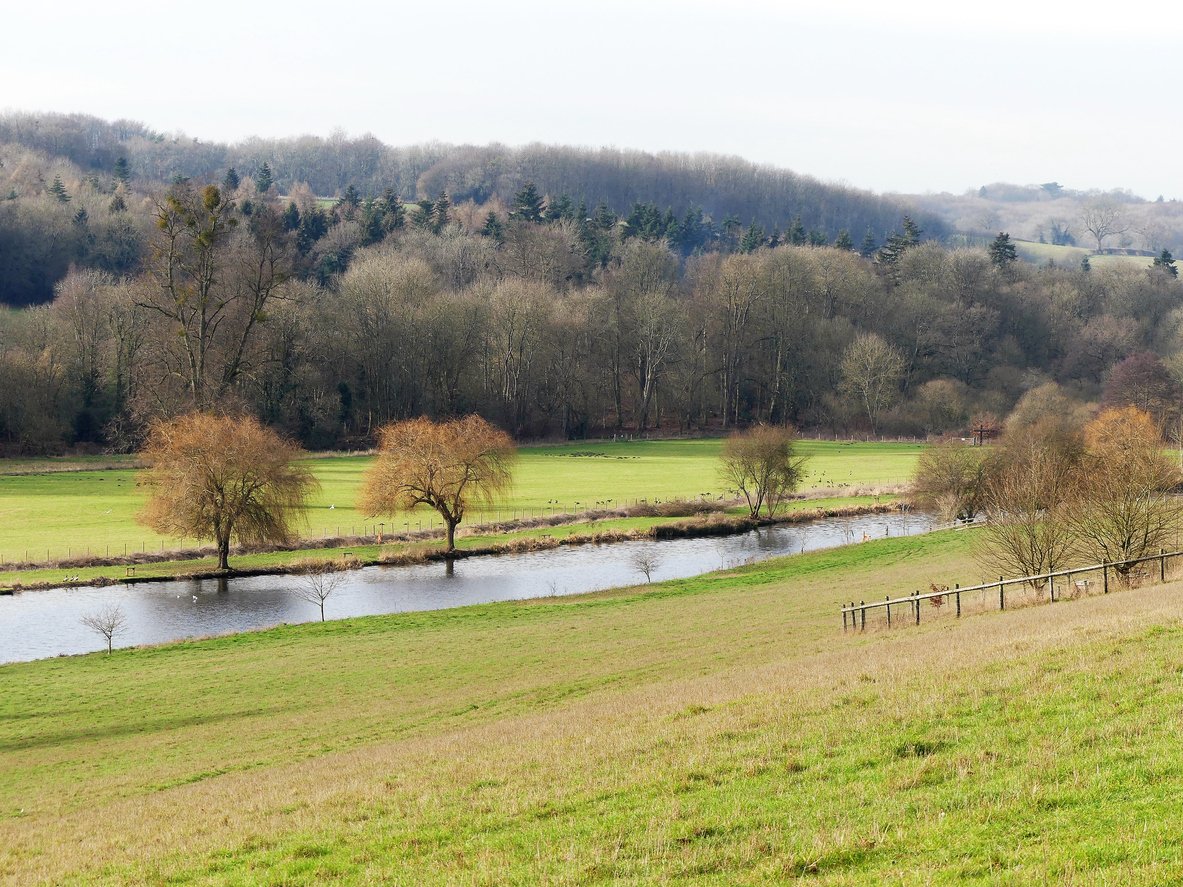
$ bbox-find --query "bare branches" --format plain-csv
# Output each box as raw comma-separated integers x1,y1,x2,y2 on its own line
296,564,345,621
81,603,127,654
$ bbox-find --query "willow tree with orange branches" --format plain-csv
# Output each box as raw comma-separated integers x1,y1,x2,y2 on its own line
138,413,318,571
1069,406,1182,575
360,415,516,553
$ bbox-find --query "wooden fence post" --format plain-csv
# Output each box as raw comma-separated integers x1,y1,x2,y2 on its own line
860,601,866,631
1161,549,1166,583
842,608,848,632
914,590,920,625
886,596,892,628
955,583,961,618
1103,561,1109,594
999,576,1005,610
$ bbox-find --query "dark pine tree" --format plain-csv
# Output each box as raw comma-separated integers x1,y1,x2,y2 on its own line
1153,248,1178,278
256,162,273,194
860,227,877,257
512,181,546,223
787,216,806,246
282,201,301,231
835,229,854,251
433,191,451,233
381,189,405,232
223,167,240,192
739,222,765,253
481,212,505,242
113,156,130,185
989,232,1018,268
47,176,70,203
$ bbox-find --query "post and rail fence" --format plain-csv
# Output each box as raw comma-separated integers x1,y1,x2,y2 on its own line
841,547,1182,632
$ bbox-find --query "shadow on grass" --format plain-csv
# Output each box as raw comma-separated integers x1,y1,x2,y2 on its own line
0,703,297,752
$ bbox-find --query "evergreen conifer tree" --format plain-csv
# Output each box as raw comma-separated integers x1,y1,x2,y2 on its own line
432,191,451,233
1153,248,1178,278
512,181,545,223
481,212,505,242
413,198,435,230
788,216,807,245
255,162,273,194
860,228,877,257
47,176,70,203
381,190,405,231
989,232,1018,268
223,167,240,192
739,222,765,253
114,156,130,184
282,201,301,231
835,229,854,251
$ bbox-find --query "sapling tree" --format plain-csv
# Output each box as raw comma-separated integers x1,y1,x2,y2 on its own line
81,603,127,654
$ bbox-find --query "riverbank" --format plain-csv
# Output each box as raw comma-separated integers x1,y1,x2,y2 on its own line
0,438,923,566
4,529,1182,883
0,496,904,593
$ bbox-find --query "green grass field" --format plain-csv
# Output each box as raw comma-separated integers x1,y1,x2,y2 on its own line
1014,239,1153,269
0,439,922,564
4,529,1183,882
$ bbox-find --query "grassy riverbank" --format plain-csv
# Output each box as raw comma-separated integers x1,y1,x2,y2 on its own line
0,439,922,566
0,495,895,591
5,529,1183,882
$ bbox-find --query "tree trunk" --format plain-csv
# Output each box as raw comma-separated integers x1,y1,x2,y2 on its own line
445,518,458,552
217,536,230,571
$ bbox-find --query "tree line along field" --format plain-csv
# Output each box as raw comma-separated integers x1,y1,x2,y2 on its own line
4,529,1183,882
0,439,922,564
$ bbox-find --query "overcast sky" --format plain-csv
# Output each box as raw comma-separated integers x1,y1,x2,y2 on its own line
4,0,1174,197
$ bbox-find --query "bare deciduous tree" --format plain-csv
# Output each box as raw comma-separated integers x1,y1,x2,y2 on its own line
361,415,515,553
978,421,1083,587
720,424,808,518
839,332,905,435
138,413,318,571
910,440,989,522
81,603,127,654
296,563,345,621
632,549,661,583
1081,199,1128,252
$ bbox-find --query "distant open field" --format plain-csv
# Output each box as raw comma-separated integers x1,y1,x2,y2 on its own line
0,439,922,564
5,529,1183,882
1014,239,1154,269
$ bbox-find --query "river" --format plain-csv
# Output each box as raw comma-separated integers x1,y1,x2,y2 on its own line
0,510,934,663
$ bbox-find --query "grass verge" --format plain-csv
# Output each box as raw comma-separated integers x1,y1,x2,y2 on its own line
5,529,1183,882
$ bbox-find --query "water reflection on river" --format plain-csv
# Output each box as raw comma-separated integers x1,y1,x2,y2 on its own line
0,511,935,663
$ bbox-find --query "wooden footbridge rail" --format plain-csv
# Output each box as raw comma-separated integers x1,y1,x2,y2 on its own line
841,547,1181,631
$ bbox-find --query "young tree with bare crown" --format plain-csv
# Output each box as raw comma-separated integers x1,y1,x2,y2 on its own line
138,413,318,571
360,415,516,553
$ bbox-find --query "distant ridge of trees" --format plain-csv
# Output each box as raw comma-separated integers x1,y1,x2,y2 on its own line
0,111,944,243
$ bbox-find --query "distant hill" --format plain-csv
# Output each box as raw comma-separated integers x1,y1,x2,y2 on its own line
903,181,1183,258
0,112,944,243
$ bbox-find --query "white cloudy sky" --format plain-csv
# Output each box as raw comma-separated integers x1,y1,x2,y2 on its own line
3,0,1174,196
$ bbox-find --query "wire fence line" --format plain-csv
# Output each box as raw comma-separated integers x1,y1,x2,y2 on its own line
841,547,1183,632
